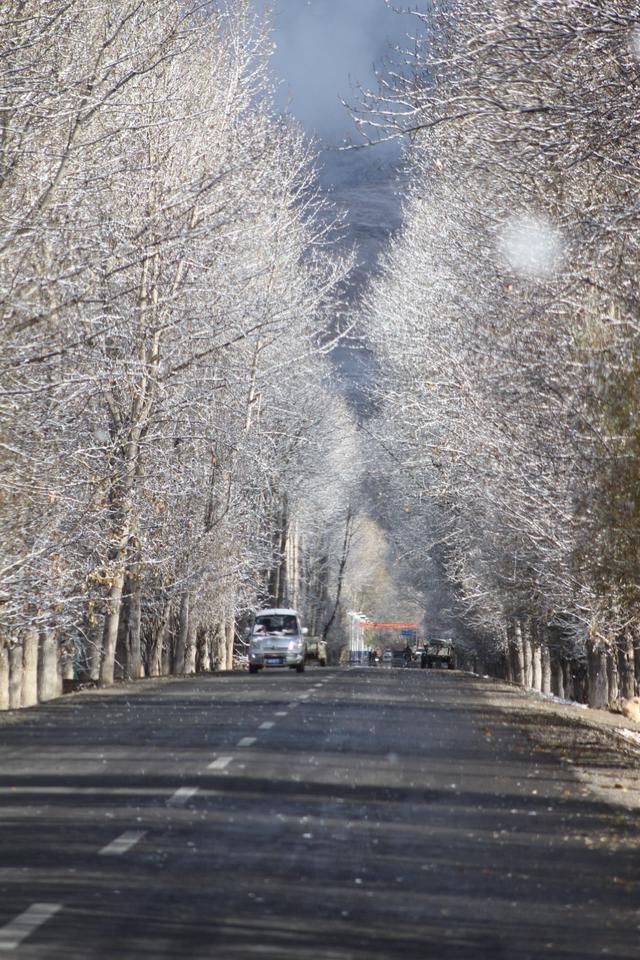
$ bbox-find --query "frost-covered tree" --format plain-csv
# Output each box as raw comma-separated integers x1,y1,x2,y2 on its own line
363,0,640,706
0,0,356,704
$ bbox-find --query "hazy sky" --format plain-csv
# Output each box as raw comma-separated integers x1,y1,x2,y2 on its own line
251,1,414,402
255,0,412,144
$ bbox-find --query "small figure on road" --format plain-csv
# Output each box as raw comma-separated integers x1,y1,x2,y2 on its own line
403,644,413,667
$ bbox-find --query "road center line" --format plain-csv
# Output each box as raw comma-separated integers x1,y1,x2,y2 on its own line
99,830,146,857
237,736,257,747
274,711,288,717
259,721,274,730
208,756,233,770
167,786,199,807
0,903,62,951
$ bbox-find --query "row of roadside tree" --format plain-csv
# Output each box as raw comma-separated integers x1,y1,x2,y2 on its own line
0,1,361,707
363,0,640,708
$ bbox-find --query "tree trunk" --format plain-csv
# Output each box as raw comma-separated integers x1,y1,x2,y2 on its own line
117,575,143,681
521,620,533,688
148,632,162,677
100,572,125,686
322,506,353,643
512,619,525,687
587,634,609,709
211,622,224,670
88,616,104,682
562,661,574,701
21,627,39,707
503,642,514,683
162,614,173,676
552,659,565,699
633,626,640,697
9,643,23,709
531,642,542,692
607,648,619,705
197,626,212,673
267,496,289,606
173,592,189,674
618,629,636,700
184,616,197,675
147,600,170,677
0,642,9,710
208,626,216,671
61,643,75,685
289,521,300,611
115,591,129,681
541,644,552,695
128,573,143,679
225,619,234,671
277,497,288,606
38,628,61,702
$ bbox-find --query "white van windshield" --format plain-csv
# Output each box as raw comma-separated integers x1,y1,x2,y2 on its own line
253,614,298,635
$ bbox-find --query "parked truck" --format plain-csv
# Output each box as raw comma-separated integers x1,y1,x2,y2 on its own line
420,639,457,669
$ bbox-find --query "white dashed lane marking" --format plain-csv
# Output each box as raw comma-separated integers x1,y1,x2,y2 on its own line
0,903,62,951
167,786,199,807
274,711,288,717
259,722,274,730
208,756,233,770
99,830,146,857
237,737,257,747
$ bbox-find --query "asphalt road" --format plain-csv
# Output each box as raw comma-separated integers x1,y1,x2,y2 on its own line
0,666,639,959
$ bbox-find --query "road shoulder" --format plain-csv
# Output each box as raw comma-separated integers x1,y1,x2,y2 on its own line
472,672,640,813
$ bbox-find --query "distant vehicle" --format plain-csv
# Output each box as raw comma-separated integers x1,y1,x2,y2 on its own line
382,649,393,663
305,636,328,666
402,644,415,667
247,608,308,674
390,648,410,667
420,639,456,670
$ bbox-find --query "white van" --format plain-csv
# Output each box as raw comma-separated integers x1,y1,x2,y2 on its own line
248,608,308,674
